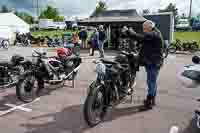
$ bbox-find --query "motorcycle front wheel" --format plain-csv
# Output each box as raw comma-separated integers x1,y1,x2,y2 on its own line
16,71,39,103
84,83,107,127
73,45,81,56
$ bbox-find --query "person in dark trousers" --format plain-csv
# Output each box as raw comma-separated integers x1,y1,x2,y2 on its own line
124,20,164,109
79,28,88,48
89,28,99,56
98,25,106,58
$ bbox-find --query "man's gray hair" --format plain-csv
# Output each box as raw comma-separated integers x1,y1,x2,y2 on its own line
143,20,155,28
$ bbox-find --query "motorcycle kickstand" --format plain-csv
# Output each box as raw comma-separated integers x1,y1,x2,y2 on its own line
130,93,134,104
72,69,75,88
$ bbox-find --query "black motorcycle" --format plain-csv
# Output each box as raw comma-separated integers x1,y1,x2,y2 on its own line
14,33,30,47
16,50,82,103
84,51,139,127
0,55,32,88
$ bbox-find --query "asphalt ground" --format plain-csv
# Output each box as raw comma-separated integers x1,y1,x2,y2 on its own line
0,47,199,133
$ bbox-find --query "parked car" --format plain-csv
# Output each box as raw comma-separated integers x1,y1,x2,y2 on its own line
175,19,191,31
54,22,67,30
192,20,200,31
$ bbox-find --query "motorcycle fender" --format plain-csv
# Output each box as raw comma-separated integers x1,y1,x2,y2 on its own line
87,81,104,95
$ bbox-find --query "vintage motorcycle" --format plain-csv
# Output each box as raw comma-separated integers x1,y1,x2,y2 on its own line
16,50,82,103
0,55,31,88
14,33,30,47
83,51,139,127
178,55,200,129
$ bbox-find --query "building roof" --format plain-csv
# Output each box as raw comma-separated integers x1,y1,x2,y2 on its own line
143,12,173,16
79,9,146,24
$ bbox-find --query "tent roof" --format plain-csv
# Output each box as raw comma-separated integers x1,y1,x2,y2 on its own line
79,9,146,24
0,13,29,28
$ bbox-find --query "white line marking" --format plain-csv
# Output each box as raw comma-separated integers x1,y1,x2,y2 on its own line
0,98,40,117
5,104,32,112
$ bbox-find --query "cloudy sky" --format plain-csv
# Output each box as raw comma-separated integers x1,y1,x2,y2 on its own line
0,0,199,18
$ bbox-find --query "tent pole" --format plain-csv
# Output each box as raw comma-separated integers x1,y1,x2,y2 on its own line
108,24,111,48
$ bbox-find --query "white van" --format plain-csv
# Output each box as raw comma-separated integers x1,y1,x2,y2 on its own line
39,19,57,30
175,19,191,31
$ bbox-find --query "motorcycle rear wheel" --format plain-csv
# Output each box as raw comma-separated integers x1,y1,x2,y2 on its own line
16,71,39,103
84,84,107,127
189,44,199,53
168,45,177,54
2,40,9,49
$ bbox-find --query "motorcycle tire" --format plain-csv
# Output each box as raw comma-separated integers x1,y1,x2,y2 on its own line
190,44,199,53
84,83,107,127
73,45,81,56
168,45,177,54
23,40,30,47
2,40,9,49
16,71,39,103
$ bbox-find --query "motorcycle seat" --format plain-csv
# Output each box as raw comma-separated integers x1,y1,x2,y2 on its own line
100,59,118,65
0,61,12,67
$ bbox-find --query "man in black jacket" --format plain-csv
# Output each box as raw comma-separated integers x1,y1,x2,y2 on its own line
125,20,164,109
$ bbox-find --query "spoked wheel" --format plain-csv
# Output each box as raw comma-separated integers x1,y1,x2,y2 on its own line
16,71,39,103
2,40,9,49
168,45,177,54
163,48,169,58
190,44,199,53
84,85,107,127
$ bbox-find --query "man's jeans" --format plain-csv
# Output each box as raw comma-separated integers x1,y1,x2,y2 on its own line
98,40,104,57
145,64,160,97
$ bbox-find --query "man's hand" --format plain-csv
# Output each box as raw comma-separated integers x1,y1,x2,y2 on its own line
122,26,129,33
129,27,136,34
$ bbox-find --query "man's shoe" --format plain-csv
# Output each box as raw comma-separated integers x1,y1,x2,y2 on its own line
143,95,153,109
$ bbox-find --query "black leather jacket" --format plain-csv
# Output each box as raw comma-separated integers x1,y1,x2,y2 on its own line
127,28,164,68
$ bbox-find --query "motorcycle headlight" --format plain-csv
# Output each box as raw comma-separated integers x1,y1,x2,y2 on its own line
96,62,106,75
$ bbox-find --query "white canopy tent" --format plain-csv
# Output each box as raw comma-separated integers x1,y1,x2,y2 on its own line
0,13,30,34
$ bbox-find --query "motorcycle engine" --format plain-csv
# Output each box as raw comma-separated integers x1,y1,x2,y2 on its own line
0,66,10,85
11,54,24,65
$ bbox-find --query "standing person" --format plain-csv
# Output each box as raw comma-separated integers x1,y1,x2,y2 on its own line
89,28,99,56
98,25,106,58
123,20,164,109
79,28,88,48
72,31,80,46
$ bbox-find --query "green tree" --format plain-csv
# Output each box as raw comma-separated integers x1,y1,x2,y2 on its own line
91,1,107,17
39,5,59,20
158,3,179,24
1,5,10,13
15,11,34,24
54,16,65,22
